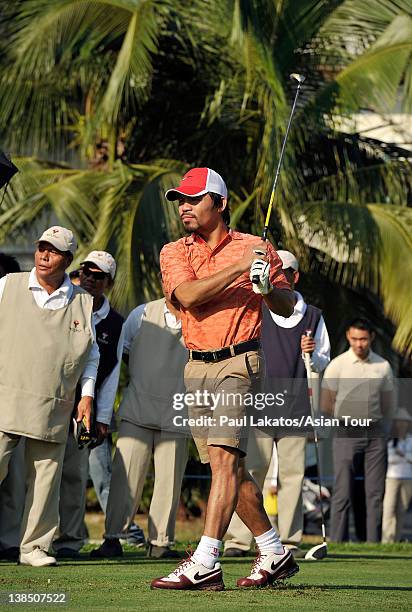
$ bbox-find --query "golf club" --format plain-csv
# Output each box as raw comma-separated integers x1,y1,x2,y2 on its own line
252,73,305,283
304,329,328,560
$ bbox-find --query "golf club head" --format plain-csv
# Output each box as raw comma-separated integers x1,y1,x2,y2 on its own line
305,543,328,561
290,73,305,84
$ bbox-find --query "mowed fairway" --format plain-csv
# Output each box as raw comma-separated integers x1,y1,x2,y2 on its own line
1,544,411,611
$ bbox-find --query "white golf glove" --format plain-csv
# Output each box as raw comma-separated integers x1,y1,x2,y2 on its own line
249,259,272,295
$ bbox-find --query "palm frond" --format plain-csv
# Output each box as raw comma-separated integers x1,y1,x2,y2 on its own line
98,1,164,127
230,189,259,228
0,0,167,154
304,157,412,206
323,0,412,41
293,200,412,353
335,14,412,113
0,158,77,241
98,163,183,311
368,204,412,353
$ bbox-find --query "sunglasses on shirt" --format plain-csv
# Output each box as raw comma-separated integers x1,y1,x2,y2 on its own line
81,268,108,280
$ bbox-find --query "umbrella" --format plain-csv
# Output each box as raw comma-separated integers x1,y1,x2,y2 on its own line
0,150,18,189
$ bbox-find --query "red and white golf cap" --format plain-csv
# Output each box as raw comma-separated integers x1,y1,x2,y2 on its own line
165,167,228,201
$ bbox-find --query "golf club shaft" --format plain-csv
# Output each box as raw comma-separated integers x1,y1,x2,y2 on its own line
252,77,303,283
304,331,327,544
311,410,327,542
262,80,303,241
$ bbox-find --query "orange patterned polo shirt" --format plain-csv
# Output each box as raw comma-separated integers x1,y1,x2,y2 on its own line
160,230,290,351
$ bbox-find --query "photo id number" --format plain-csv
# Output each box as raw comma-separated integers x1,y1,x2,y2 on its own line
0,592,68,605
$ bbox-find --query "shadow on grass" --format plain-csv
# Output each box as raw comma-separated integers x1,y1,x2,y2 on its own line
72,551,412,566
220,558,353,566
328,553,412,561
276,584,412,592
146,584,412,594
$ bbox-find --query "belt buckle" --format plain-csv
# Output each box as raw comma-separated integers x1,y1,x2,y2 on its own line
211,351,219,362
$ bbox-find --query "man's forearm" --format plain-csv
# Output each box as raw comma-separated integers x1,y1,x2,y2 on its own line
263,288,294,317
320,389,336,416
174,262,244,308
381,390,394,419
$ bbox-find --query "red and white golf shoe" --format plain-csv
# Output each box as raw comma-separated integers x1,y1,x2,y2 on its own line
237,546,299,588
151,553,224,591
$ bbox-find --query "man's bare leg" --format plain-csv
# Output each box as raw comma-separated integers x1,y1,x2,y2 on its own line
196,445,283,569
203,445,241,538
204,448,271,538
150,444,298,590
235,461,299,587
231,456,299,588
234,458,272,537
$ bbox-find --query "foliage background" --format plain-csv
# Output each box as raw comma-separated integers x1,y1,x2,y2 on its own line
1,0,412,361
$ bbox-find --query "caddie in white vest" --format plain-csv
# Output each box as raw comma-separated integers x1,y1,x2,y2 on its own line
91,295,188,560
0,226,99,567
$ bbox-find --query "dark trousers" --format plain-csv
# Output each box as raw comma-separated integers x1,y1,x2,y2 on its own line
331,436,387,542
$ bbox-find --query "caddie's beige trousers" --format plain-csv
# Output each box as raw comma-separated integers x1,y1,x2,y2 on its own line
224,429,306,550
0,431,65,554
105,420,188,546
53,432,89,552
382,478,412,542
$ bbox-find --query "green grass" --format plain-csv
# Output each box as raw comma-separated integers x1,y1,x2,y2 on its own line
1,543,412,611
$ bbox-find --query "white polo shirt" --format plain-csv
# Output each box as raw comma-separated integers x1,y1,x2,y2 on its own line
123,302,181,354
322,348,394,420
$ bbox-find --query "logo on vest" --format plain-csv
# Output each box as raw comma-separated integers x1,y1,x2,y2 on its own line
99,331,109,345
70,319,82,332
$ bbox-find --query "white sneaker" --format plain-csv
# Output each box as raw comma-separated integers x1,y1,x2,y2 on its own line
20,549,57,567
237,547,299,587
151,553,224,591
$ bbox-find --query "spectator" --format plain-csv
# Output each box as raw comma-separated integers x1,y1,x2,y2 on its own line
69,268,81,286
0,253,23,562
54,251,124,559
322,318,394,542
0,252,20,277
382,408,412,542
0,227,98,566
224,250,330,558
91,294,188,559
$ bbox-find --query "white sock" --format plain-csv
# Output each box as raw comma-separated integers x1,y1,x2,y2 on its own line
193,535,222,569
254,527,283,554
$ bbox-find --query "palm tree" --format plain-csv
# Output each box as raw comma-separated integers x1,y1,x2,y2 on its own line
1,0,412,354
0,0,194,309
204,0,412,355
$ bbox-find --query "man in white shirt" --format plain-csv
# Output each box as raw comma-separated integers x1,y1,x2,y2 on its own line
322,318,394,542
0,226,98,567
382,407,412,542
0,253,24,563
91,295,188,559
54,251,124,559
224,251,330,558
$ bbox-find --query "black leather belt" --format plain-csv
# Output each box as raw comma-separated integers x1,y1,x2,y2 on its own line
189,338,261,363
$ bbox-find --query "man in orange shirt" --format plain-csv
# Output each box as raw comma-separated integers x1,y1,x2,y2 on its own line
152,168,298,591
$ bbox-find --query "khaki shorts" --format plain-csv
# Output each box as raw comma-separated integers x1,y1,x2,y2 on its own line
184,350,264,463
